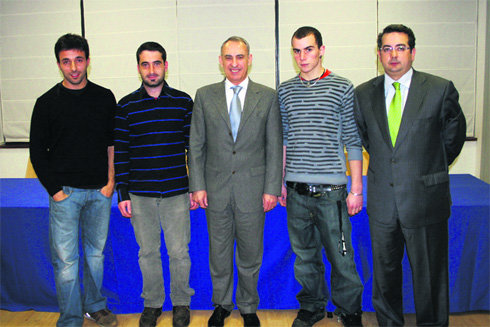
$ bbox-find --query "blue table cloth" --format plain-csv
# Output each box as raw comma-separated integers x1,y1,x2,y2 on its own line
1,175,488,313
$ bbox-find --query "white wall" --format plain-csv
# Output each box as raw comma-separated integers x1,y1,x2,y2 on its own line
0,0,487,179
0,148,29,178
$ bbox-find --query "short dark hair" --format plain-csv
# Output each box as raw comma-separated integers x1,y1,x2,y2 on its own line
377,24,416,52
54,33,89,63
136,42,167,64
292,26,323,48
221,36,250,55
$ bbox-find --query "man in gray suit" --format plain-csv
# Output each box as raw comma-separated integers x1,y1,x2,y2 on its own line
354,24,466,326
189,36,283,327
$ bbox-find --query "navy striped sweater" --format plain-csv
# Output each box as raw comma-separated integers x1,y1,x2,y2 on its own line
278,72,362,186
114,83,193,202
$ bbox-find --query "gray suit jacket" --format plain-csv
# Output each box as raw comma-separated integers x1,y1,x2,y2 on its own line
354,70,466,228
189,79,283,213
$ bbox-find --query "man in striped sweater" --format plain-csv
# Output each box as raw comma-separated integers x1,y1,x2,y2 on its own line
114,42,198,327
278,26,364,327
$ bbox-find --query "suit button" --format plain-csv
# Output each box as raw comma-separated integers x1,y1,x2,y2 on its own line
391,159,396,163
233,151,236,155
389,183,394,187
232,171,236,174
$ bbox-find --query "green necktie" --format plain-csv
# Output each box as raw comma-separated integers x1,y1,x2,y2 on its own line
388,82,402,146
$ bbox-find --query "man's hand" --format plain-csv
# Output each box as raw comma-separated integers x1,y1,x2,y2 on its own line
346,192,363,216
100,181,115,198
118,200,132,218
278,184,287,207
189,193,199,210
192,190,208,209
263,193,278,212
52,190,69,202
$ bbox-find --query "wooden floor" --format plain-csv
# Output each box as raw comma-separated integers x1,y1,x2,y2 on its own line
0,310,488,327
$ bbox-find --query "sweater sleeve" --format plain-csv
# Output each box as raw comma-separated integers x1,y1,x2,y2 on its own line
341,84,363,161
278,86,289,146
29,98,63,197
114,101,131,202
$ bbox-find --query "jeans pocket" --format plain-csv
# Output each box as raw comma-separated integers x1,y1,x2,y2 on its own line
52,186,72,203
97,188,113,199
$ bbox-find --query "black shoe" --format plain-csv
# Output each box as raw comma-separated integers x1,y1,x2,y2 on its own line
241,313,260,327
173,306,190,327
338,312,363,327
139,307,162,327
208,305,231,327
292,309,325,327
84,308,118,327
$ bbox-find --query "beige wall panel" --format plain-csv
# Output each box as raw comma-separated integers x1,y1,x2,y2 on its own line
1,57,60,82
280,0,375,22
2,101,34,121
2,78,60,101
379,0,477,23
414,47,475,70
177,0,275,94
1,35,65,59
83,1,179,98
0,0,80,141
0,0,78,13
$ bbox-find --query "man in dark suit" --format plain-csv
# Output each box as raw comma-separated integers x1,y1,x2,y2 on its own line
188,36,283,327
354,24,466,326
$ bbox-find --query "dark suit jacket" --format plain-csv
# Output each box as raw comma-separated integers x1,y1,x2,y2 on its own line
188,79,283,213
354,70,466,228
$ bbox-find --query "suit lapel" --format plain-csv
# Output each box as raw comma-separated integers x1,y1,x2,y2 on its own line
239,80,260,133
394,70,427,149
211,81,231,130
371,76,393,149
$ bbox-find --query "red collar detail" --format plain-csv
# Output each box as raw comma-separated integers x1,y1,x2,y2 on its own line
299,69,331,81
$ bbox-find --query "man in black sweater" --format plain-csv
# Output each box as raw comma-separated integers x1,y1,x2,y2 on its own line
29,34,117,327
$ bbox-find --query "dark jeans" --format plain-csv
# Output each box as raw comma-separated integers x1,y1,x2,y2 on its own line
286,186,363,315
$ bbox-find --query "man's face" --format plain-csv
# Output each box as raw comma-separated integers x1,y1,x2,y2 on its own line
57,49,90,90
138,50,167,88
378,32,416,80
219,41,252,85
292,34,325,77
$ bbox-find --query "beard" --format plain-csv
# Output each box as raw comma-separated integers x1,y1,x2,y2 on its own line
142,75,165,88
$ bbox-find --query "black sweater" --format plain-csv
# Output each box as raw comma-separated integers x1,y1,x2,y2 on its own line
29,81,116,196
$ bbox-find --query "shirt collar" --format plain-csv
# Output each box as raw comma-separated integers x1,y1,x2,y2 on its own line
384,68,413,92
139,80,170,98
225,77,249,90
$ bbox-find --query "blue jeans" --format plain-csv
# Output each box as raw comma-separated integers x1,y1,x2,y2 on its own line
130,193,195,308
49,186,112,327
286,186,363,315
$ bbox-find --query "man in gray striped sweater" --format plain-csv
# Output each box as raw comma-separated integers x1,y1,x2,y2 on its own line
278,26,364,327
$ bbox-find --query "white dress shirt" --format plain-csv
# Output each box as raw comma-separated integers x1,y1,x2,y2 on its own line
384,68,413,116
225,77,249,113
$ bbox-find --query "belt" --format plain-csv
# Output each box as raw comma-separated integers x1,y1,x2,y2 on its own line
286,181,346,197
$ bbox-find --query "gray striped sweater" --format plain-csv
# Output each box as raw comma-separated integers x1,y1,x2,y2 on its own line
278,72,362,185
